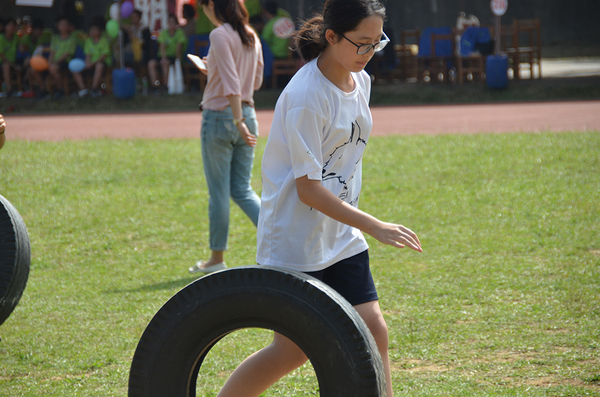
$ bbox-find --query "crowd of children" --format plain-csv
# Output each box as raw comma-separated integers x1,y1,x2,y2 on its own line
0,1,293,100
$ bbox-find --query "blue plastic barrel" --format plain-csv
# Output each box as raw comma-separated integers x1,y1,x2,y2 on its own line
112,68,136,99
486,55,509,89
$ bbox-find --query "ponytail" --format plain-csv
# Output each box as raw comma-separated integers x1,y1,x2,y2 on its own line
293,0,386,62
293,16,327,62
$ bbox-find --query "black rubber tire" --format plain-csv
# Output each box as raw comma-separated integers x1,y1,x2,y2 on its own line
0,194,31,327
129,266,386,397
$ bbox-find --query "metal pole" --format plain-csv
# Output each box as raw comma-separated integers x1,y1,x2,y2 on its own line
495,15,501,56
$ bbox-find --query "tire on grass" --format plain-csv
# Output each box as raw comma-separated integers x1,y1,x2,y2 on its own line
0,194,31,327
128,266,386,397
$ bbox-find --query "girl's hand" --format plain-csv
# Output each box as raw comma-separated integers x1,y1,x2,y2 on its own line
370,222,422,252
237,121,257,147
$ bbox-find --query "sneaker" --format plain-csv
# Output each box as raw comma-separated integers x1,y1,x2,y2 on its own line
90,89,103,98
78,89,89,98
188,261,227,275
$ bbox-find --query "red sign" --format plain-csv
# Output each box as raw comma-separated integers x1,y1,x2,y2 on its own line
491,0,508,16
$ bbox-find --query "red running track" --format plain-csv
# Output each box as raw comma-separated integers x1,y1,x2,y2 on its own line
5,101,600,141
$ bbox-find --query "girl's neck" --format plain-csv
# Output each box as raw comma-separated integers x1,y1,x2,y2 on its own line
317,50,355,93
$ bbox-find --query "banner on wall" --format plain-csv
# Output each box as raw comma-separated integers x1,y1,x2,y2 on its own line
16,0,54,6
133,0,168,32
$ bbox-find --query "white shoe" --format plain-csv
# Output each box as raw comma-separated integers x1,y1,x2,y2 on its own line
188,261,227,274
78,89,89,98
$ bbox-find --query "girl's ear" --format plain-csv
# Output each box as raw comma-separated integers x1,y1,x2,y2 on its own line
325,29,339,46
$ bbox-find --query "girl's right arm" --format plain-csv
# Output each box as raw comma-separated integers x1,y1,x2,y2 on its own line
296,176,422,252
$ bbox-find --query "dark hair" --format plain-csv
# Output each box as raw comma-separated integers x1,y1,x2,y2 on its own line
5,17,18,27
132,9,142,19
183,4,195,20
294,0,386,61
32,18,45,30
55,14,71,25
90,16,105,31
264,1,279,16
167,13,178,24
200,0,255,47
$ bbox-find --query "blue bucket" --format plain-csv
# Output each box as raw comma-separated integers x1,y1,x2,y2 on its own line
486,55,509,90
112,68,136,99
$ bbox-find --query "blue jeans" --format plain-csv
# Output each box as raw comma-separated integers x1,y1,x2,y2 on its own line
201,105,261,251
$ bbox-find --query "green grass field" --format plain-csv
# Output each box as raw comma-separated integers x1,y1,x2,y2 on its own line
0,131,599,396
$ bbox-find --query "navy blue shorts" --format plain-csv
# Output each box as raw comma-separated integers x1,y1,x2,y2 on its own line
305,250,378,306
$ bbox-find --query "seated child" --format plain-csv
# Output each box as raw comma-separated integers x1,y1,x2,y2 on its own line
20,19,53,96
83,17,112,97
0,18,21,97
48,15,87,99
147,14,187,92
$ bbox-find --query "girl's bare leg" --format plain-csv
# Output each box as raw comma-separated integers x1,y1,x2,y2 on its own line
217,332,308,397
354,300,393,397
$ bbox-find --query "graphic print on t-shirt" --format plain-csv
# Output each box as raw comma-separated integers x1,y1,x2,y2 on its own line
322,120,366,205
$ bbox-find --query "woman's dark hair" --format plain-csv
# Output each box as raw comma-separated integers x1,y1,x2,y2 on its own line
183,4,195,20
90,16,105,31
294,0,386,61
200,0,255,47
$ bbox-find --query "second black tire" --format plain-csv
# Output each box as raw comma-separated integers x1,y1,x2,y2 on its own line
129,266,386,396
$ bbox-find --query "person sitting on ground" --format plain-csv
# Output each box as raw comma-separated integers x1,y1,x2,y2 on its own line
261,1,294,59
83,17,112,98
48,15,85,99
0,114,6,150
0,18,21,98
147,14,187,92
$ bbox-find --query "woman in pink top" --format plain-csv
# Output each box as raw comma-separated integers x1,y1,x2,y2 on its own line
189,0,264,275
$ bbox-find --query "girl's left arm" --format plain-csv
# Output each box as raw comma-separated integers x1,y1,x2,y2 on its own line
296,176,422,252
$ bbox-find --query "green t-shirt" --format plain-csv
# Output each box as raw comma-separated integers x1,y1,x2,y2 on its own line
0,34,19,63
262,16,293,58
84,36,113,67
244,0,262,18
157,28,187,58
50,33,79,62
195,6,216,35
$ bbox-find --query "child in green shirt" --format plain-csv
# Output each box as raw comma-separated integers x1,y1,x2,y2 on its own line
83,17,112,97
0,18,20,97
148,14,187,91
21,19,53,95
48,15,87,99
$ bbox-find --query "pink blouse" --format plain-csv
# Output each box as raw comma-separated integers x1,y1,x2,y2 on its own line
201,23,264,111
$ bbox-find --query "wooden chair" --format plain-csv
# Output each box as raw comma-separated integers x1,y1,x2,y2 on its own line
271,56,300,89
394,29,420,81
454,26,491,84
417,27,454,83
456,54,486,84
505,19,541,79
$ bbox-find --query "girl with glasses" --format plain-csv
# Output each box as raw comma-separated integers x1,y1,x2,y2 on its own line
219,0,422,396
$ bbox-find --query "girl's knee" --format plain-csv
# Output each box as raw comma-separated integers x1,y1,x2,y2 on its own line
273,334,308,369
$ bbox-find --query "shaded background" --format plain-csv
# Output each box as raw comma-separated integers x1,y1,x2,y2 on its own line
1,0,598,47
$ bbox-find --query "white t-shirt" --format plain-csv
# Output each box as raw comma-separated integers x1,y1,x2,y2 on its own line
257,58,373,272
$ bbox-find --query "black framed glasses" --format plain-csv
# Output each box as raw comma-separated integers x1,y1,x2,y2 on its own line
340,32,390,55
